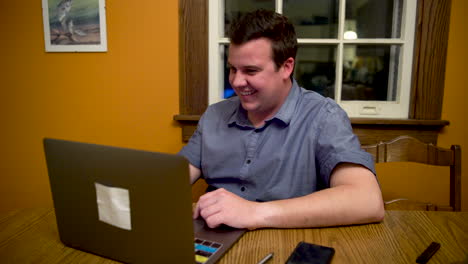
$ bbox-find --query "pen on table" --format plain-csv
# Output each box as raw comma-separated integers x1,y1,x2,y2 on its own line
257,252,274,264
416,242,440,264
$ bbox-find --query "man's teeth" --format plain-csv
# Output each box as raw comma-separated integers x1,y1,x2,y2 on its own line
240,90,256,96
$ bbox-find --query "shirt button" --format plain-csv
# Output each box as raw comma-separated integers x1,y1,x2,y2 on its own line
241,187,246,192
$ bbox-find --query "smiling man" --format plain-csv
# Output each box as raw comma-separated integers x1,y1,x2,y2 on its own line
179,9,384,229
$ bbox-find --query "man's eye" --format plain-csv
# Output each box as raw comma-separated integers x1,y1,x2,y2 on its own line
245,69,258,75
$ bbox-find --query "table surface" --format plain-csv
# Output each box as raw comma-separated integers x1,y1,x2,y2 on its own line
0,208,467,263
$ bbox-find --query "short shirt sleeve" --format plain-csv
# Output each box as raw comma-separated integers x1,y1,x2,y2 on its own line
178,114,205,169
315,99,375,186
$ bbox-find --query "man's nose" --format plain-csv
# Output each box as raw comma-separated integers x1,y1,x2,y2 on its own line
230,72,247,87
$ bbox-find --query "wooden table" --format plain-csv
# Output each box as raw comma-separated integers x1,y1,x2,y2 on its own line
1,209,467,263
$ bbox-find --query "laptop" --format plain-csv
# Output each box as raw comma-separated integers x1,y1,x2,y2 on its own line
43,138,246,263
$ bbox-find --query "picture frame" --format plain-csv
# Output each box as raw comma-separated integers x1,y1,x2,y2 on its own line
41,0,107,52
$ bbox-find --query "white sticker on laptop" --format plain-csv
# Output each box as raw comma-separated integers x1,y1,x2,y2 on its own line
95,182,132,230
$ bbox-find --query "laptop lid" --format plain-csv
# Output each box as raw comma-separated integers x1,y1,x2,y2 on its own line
44,138,197,263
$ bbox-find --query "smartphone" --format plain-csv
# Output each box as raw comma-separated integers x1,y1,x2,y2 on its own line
285,241,335,264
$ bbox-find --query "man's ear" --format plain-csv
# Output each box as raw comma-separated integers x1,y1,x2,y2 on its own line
281,57,295,79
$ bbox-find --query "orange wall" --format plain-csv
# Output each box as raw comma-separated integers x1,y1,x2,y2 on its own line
0,1,466,212
0,1,182,211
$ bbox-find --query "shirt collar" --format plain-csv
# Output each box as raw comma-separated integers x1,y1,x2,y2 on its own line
228,79,301,128
228,104,250,128
270,79,300,126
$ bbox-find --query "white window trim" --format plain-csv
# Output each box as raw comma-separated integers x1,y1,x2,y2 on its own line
208,0,417,119
208,0,224,105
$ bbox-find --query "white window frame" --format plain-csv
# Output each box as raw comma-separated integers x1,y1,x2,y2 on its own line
208,0,417,118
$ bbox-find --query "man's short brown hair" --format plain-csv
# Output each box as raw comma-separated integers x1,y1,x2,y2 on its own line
228,9,298,71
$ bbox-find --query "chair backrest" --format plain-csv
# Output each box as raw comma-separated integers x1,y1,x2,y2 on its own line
362,135,461,211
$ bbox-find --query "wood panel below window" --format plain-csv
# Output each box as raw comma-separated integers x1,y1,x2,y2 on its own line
174,115,449,145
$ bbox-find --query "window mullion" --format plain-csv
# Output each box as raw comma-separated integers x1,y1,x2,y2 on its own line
276,0,282,14
208,0,222,105
387,1,403,101
344,39,405,44
298,39,405,45
335,0,346,103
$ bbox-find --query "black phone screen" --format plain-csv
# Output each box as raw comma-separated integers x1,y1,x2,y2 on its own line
285,241,335,264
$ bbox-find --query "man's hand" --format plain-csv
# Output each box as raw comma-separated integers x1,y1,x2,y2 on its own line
193,188,261,230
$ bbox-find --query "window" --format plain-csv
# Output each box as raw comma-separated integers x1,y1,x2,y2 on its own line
209,0,417,118
177,0,451,144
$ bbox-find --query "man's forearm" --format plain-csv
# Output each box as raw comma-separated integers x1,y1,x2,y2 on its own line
255,184,384,228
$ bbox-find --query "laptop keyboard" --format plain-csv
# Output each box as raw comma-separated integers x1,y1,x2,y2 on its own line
194,238,222,264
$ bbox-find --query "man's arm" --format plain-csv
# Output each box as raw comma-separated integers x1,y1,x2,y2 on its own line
188,163,202,184
193,163,384,229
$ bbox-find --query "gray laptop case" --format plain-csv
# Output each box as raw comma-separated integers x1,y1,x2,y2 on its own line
43,138,245,263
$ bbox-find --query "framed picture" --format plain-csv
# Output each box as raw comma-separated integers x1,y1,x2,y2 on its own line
41,0,107,52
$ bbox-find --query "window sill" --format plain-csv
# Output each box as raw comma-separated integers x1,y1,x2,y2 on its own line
174,115,449,144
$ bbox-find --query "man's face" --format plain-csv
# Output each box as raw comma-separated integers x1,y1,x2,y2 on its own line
228,38,293,122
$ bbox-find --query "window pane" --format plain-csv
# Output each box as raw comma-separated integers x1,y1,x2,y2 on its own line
224,0,275,37
295,45,336,99
342,45,400,101
222,45,235,99
345,0,402,39
283,0,339,38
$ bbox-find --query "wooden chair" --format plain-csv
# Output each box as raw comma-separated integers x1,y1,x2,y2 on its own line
362,135,461,211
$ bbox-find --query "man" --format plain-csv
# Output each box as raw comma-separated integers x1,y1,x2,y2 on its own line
179,9,384,230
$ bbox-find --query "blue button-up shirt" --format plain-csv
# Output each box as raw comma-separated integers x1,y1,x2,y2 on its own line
179,80,375,202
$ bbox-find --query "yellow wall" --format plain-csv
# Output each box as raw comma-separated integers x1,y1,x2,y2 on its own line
0,1,466,212
0,1,182,211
